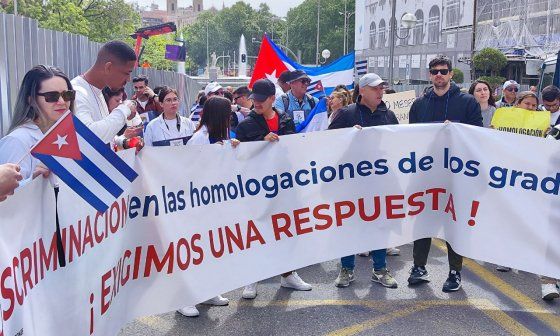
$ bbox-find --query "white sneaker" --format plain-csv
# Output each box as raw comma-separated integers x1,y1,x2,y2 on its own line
542,283,560,301
202,295,229,306
242,283,258,299
386,247,400,256
177,306,199,317
281,272,312,291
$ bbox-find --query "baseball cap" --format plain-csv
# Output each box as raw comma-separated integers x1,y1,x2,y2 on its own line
359,73,387,88
250,79,276,102
287,69,310,83
502,80,520,91
204,82,223,95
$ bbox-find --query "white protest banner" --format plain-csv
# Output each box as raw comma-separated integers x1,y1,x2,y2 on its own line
384,90,416,124
2,123,560,336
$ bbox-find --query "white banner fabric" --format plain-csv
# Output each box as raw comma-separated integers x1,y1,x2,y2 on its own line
2,123,560,336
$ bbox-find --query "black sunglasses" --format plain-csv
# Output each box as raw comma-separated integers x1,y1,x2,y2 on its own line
429,69,450,75
37,90,76,103
505,87,519,92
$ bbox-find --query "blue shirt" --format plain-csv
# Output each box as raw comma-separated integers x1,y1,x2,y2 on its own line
274,91,319,128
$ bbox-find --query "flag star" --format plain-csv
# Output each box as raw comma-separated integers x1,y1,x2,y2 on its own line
265,70,278,84
52,134,68,150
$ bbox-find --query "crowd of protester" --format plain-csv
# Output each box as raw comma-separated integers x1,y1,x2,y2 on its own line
1,40,560,316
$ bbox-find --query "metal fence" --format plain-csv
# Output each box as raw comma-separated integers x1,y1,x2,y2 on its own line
0,13,200,137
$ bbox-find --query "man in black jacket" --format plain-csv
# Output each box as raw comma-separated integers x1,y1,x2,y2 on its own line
408,55,483,293
235,79,310,300
236,79,295,142
328,73,399,289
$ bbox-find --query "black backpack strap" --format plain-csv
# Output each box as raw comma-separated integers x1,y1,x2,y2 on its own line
306,94,316,109
281,94,289,113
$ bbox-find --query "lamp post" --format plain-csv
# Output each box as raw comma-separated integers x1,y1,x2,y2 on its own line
388,4,417,85
339,0,355,54
319,49,331,64
315,0,320,65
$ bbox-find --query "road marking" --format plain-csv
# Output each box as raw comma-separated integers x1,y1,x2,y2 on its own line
433,240,560,333
473,299,536,336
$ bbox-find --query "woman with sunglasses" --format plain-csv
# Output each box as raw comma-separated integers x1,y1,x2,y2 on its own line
143,86,196,147
468,80,496,128
0,65,75,180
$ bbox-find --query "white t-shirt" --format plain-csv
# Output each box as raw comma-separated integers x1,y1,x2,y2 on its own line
137,99,149,110
187,125,210,145
0,122,43,180
71,76,131,144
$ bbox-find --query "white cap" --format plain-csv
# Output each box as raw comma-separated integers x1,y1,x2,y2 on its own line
359,73,387,88
502,80,520,91
204,82,223,95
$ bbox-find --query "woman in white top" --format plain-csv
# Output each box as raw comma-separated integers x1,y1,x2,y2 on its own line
144,86,195,147
179,96,238,318
0,65,75,180
468,80,496,128
188,96,240,146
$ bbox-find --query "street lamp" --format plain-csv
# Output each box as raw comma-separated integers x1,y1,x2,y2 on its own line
388,5,417,85
319,49,331,64
339,0,355,55
315,0,321,65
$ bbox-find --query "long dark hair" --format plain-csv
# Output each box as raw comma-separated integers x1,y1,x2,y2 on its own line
9,65,74,133
469,80,496,107
196,96,231,141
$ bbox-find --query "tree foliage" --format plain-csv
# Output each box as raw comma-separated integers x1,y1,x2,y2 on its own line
473,48,508,76
452,68,464,83
4,0,140,42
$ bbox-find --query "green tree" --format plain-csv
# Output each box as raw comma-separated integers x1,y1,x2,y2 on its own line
473,48,508,77
140,35,176,71
452,68,464,83
3,0,140,42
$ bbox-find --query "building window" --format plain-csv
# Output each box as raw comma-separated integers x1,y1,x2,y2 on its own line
387,17,395,46
370,22,377,49
413,9,424,45
446,0,460,27
428,5,440,43
171,3,175,11
379,19,386,48
198,4,201,11
399,27,410,46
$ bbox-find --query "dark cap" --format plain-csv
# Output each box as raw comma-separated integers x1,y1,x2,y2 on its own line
250,79,276,102
287,69,310,83
278,70,291,83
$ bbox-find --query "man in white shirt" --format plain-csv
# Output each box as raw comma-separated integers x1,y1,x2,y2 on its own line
71,40,138,145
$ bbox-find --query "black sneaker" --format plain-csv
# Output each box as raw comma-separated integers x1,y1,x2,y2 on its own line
408,265,429,285
442,270,462,292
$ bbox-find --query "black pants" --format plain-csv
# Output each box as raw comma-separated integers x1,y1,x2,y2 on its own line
413,238,463,272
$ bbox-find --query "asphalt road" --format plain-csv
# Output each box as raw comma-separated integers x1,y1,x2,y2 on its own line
119,240,560,336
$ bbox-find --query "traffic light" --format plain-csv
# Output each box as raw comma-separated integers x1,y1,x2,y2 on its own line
241,54,246,63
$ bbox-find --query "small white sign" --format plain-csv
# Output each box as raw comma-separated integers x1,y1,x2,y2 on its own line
378,56,385,68
399,55,408,68
368,56,376,68
411,55,421,68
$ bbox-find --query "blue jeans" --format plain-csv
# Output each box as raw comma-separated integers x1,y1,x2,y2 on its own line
341,249,387,271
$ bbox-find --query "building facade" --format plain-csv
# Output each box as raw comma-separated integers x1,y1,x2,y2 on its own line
141,0,204,28
355,0,475,84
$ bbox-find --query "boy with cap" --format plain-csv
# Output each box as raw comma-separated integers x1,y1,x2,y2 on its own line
328,73,399,289
274,70,319,129
496,80,520,108
235,79,311,299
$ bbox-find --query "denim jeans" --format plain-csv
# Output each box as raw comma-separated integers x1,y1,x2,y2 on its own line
341,249,387,271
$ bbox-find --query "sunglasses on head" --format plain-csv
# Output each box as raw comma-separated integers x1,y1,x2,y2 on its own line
429,69,450,75
505,87,519,92
37,90,76,103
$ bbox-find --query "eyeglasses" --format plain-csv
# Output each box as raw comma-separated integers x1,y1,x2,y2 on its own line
233,95,245,101
37,90,76,103
429,69,450,75
164,97,180,103
505,87,519,92
299,79,311,85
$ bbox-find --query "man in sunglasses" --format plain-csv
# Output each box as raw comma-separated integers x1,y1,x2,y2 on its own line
408,55,482,293
496,80,520,108
274,69,319,130
72,40,138,145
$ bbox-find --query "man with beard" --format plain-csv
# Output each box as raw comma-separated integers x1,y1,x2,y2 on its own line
408,55,482,292
71,40,138,145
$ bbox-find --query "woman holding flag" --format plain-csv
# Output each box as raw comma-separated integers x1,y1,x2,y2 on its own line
0,65,74,180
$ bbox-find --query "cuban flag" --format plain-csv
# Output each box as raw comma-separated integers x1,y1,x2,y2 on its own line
296,97,329,133
30,111,138,212
306,80,326,98
249,34,355,95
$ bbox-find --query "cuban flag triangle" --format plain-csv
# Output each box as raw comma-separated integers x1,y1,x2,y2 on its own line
306,80,326,98
249,34,355,95
30,111,138,212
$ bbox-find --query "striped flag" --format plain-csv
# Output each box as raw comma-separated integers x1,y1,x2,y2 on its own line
31,111,137,212
356,59,367,76
306,80,326,98
296,97,329,133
